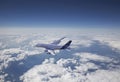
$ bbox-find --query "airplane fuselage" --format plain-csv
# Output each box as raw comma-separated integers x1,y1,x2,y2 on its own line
35,43,62,50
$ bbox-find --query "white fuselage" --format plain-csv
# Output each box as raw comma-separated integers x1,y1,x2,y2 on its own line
35,43,62,50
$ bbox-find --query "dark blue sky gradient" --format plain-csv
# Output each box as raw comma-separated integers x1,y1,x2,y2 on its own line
0,0,120,28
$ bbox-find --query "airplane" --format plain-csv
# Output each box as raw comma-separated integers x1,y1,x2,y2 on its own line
35,37,72,55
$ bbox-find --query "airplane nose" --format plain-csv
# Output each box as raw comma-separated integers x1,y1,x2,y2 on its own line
34,44,42,47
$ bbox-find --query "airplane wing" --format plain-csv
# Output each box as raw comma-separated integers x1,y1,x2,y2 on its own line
51,37,66,45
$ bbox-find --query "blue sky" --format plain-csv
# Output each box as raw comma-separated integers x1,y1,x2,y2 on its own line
0,0,120,28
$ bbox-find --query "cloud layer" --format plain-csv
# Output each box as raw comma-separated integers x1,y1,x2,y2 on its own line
0,29,120,82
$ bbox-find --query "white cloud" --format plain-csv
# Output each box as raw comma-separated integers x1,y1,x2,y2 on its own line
74,62,98,73
0,42,2,47
74,52,113,62
0,28,120,82
42,58,55,64
86,69,120,82
0,48,23,70
94,35,120,52
57,58,77,67
0,41,7,49
0,48,41,70
0,73,8,82
20,63,67,82
1,48,23,55
20,56,120,82
15,35,28,43
73,39,93,47
20,52,120,82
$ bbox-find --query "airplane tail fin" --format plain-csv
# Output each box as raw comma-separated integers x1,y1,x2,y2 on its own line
61,40,72,49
